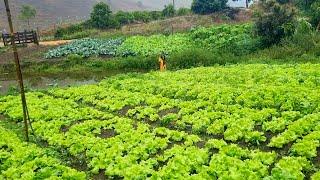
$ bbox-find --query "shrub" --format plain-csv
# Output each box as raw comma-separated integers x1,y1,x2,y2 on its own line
290,19,315,51
115,11,134,25
54,24,85,39
150,11,164,20
224,7,241,20
177,8,192,16
254,0,297,47
132,11,152,23
292,0,319,28
191,0,229,14
252,27,320,60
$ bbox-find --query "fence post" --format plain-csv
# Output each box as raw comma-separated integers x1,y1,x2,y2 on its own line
24,30,28,45
34,31,39,45
36,27,40,41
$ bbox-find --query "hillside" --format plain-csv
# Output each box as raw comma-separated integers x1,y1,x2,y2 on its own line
0,0,248,31
0,0,147,31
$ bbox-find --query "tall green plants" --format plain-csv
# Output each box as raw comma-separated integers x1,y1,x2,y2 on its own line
254,0,297,46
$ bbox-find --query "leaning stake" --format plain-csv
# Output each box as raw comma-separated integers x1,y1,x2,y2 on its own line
4,0,29,142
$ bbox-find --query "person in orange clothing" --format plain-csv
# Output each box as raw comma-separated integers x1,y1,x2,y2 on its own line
159,53,167,72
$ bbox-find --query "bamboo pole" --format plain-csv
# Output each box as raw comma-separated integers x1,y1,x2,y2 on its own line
4,0,30,142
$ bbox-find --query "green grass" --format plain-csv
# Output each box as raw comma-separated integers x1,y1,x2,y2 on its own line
1,46,319,77
0,46,9,54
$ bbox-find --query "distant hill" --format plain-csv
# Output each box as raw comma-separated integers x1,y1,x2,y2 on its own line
0,0,248,31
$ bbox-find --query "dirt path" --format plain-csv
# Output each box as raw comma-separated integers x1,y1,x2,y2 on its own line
0,39,73,65
39,40,72,46
1,40,72,47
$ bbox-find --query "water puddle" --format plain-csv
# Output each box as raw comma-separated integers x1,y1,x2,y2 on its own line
0,70,144,95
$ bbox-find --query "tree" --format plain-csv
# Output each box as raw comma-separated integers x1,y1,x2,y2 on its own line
19,5,36,29
310,1,320,29
90,2,112,29
294,0,320,28
191,0,228,14
294,0,317,10
163,4,175,17
254,0,297,46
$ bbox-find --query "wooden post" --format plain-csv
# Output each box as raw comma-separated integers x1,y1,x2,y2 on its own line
4,0,30,142
34,31,39,45
24,30,28,45
36,27,40,42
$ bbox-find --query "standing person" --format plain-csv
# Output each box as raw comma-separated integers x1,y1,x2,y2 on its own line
159,53,167,72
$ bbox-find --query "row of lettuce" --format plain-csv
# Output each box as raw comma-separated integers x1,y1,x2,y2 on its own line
0,126,86,179
45,24,258,59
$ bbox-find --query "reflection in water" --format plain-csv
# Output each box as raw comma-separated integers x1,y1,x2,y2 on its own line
0,70,144,95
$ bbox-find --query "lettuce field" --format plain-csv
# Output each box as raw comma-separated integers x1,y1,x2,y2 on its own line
1,64,320,179
44,24,255,59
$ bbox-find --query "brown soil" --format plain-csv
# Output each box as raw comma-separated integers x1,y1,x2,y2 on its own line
0,44,56,65
158,108,180,118
119,105,134,116
0,114,5,120
40,40,72,46
60,120,86,133
312,147,320,168
98,128,117,139
92,170,107,180
0,40,71,65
